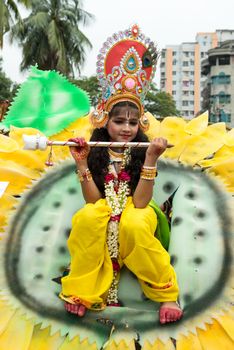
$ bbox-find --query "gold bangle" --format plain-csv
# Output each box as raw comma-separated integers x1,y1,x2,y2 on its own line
140,166,157,180
140,173,156,180
141,168,157,175
142,165,157,170
76,168,93,182
141,169,157,175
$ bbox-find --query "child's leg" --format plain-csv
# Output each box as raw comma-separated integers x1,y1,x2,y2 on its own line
119,198,183,323
60,199,113,315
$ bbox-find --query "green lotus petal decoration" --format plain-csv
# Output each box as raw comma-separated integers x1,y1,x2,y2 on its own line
0,66,90,136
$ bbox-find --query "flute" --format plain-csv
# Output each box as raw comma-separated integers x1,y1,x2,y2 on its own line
23,134,173,151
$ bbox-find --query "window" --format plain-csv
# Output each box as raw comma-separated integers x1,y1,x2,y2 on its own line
172,71,177,75
218,72,231,84
190,91,194,95
219,92,231,104
209,113,216,123
172,59,177,65
183,61,189,66
183,81,189,87
182,101,189,106
172,91,176,95
190,60,194,65
210,111,231,123
190,100,194,105
183,52,189,57
211,73,231,85
211,92,231,104
172,51,177,56
218,56,230,65
183,91,189,96
160,62,165,68
190,71,194,75
173,81,177,85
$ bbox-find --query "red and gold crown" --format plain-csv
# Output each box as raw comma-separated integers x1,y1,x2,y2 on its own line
90,24,158,131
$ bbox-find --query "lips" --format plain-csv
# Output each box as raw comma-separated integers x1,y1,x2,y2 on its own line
120,135,131,140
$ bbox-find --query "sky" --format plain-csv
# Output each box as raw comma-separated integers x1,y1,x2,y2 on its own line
1,0,234,86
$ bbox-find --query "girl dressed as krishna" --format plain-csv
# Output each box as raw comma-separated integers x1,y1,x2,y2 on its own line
59,24,183,324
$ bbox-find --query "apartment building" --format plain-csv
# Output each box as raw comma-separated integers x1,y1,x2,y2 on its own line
201,40,234,128
160,30,234,119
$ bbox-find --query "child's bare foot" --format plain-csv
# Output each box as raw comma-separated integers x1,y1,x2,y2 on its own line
159,301,183,324
64,302,86,317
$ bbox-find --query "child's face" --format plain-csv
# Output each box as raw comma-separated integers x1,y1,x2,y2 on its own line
107,106,139,142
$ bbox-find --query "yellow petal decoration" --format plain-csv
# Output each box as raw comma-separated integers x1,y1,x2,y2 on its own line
197,319,234,350
0,134,19,153
0,194,18,232
28,326,64,350
145,112,161,140
224,128,234,147
143,339,175,350
184,111,209,135
0,300,17,335
0,310,34,350
104,340,136,350
59,336,97,350
0,111,233,350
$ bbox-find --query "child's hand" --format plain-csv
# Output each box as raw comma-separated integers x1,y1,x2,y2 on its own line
146,137,168,162
68,137,90,162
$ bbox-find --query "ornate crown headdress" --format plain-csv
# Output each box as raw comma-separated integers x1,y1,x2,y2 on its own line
90,24,158,131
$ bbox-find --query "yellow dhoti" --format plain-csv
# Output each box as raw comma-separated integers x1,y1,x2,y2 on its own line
60,197,179,310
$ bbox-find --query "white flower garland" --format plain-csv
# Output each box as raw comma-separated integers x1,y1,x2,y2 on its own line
105,148,131,305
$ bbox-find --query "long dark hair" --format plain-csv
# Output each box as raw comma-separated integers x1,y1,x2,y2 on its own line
88,102,149,196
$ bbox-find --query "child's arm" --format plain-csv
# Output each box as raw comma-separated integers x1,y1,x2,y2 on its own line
69,138,102,203
132,137,167,208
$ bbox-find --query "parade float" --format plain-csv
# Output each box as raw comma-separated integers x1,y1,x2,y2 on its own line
0,24,233,350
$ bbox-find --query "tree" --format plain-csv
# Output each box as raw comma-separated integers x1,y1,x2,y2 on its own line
10,0,94,76
0,58,19,121
144,83,179,117
72,75,101,107
0,57,18,100
72,78,180,115
0,0,30,48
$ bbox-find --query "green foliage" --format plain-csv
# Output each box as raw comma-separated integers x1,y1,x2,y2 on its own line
71,78,179,116
71,75,101,107
0,0,30,48
0,57,19,100
10,0,94,76
144,83,179,117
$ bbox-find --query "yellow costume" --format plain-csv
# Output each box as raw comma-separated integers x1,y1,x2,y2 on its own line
60,197,179,310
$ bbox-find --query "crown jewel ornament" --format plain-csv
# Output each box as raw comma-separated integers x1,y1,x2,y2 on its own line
90,24,158,131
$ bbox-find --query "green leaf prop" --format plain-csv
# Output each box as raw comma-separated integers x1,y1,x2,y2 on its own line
149,199,170,250
0,66,90,136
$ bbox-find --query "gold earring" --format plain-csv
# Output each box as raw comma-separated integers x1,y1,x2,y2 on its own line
139,114,150,132
90,110,109,128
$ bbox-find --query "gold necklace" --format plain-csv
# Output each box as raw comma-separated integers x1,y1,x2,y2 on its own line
108,148,124,162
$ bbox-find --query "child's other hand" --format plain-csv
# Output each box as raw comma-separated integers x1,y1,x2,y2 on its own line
68,137,90,162
146,137,168,162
